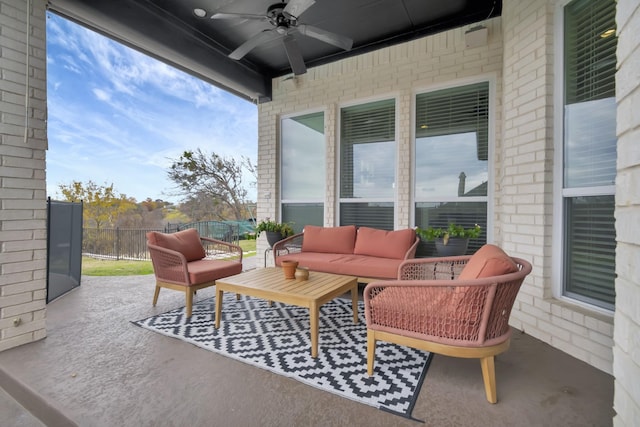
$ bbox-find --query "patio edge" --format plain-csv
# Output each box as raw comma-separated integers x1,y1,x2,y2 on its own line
0,365,78,427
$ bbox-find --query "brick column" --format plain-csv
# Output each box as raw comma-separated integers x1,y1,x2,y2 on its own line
0,0,48,351
613,0,640,423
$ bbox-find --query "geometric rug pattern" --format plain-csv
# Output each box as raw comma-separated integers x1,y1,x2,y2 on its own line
132,293,432,418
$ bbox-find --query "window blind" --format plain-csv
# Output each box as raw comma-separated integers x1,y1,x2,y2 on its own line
416,82,489,160
564,0,616,104
341,99,395,145
281,112,325,232
562,0,617,310
564,196,615,309
340,99,396,229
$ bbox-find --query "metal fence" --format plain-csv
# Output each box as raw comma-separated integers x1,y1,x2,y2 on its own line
83,222,241,261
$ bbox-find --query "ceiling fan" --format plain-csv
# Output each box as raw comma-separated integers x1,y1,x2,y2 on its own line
211,0,353,75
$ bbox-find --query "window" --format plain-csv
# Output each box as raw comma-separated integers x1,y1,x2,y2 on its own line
560,0,617,309
340,99,396,229
281,112,325,233
414,82,490,256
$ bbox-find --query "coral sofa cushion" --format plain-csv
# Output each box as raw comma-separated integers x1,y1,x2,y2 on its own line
146,229,206,262
353,227,416,260
302,225,357,254
458,244,518,280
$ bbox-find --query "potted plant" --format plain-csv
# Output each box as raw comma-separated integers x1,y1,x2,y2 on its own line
415,223,482,256
255,218,295,247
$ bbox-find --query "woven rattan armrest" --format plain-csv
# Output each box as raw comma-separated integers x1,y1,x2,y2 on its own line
200,236,243,261
147,243,190,284
272,233,304,264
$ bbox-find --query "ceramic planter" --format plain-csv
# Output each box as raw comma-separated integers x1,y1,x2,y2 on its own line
434,237,469,256
281,260,299,279
265,231,284,247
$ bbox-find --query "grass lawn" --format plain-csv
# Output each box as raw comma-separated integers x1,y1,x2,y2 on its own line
82,257,155,276
82,240,257,276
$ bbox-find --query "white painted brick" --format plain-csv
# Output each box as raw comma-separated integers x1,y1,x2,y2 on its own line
0,300,47,320
551,338,589,364
521,324,552,344
537,318,572,342
0,333,38,352
1,0,48,352
3,319,45,339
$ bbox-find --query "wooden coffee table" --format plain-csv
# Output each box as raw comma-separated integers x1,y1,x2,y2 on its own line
214,267,358,358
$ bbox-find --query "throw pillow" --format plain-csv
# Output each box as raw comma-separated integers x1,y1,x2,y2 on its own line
301,225,357,254
146,228,206,262
458,244,518,280
353,227,416,259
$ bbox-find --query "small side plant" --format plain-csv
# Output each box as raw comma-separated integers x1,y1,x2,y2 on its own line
416,223,481,245
254,218,295,238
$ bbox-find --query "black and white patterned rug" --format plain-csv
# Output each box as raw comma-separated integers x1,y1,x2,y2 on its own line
132,293,432,418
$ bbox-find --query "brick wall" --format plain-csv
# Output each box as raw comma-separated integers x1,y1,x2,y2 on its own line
257,17,504,264
613,0,640,423
501,0,614,374
0,0,48,351
257,0,621,378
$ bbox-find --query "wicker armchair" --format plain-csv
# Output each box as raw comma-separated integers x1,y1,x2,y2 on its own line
364,245,532,403
147,229,243,317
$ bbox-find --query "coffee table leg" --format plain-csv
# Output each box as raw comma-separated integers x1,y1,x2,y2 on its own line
310,302,319,358
215,288,224,329
351,283,359,323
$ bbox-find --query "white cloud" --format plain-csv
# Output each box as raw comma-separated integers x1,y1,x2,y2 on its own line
46,13,258,203
92,88,111,102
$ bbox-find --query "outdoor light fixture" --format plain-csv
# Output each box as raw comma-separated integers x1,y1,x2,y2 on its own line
600,28,615,38
193,8,207,18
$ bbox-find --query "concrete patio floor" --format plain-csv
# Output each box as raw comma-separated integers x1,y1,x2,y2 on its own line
0,264,615,426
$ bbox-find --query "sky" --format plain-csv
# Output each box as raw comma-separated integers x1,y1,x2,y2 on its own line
45,13,258,204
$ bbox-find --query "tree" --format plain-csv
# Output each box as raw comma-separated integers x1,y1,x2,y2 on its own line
58,180,136,228
167,149,255,221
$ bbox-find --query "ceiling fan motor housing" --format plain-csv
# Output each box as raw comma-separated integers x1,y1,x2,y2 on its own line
267,3,297,28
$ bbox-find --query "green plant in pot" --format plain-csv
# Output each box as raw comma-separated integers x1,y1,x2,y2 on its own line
416,223,482,256
255,218,295,247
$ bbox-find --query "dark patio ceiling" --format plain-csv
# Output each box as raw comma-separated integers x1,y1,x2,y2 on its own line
47,0,501,103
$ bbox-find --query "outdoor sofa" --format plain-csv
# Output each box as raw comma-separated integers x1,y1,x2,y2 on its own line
272,225,419,282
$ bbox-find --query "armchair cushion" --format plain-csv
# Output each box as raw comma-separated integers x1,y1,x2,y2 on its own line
354,227,416,259
187,259,243,284
146,229,206,262
458,244,518,280
302,225,356,254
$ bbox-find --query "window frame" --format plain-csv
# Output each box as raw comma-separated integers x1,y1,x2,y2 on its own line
552,0,616,315
411,76,496,244
337,94,400,229
279,108,327,230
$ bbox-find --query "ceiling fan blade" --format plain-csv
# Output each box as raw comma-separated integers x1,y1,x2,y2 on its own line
282,35,307,75
283,0,316,18
211,12,266,21
229,29,281,60
296,24,353,51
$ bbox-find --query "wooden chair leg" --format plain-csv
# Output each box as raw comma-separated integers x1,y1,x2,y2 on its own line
367,330,376,376
153,285,161,306
480,356,498,404
186,289,194,317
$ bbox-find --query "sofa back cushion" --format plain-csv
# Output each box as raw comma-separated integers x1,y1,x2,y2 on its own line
353,227,416,260
146,228,206,262
458,244,518,280
302,225,356,254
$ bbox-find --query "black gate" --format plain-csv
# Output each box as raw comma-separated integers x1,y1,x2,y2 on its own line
47,198,83,303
